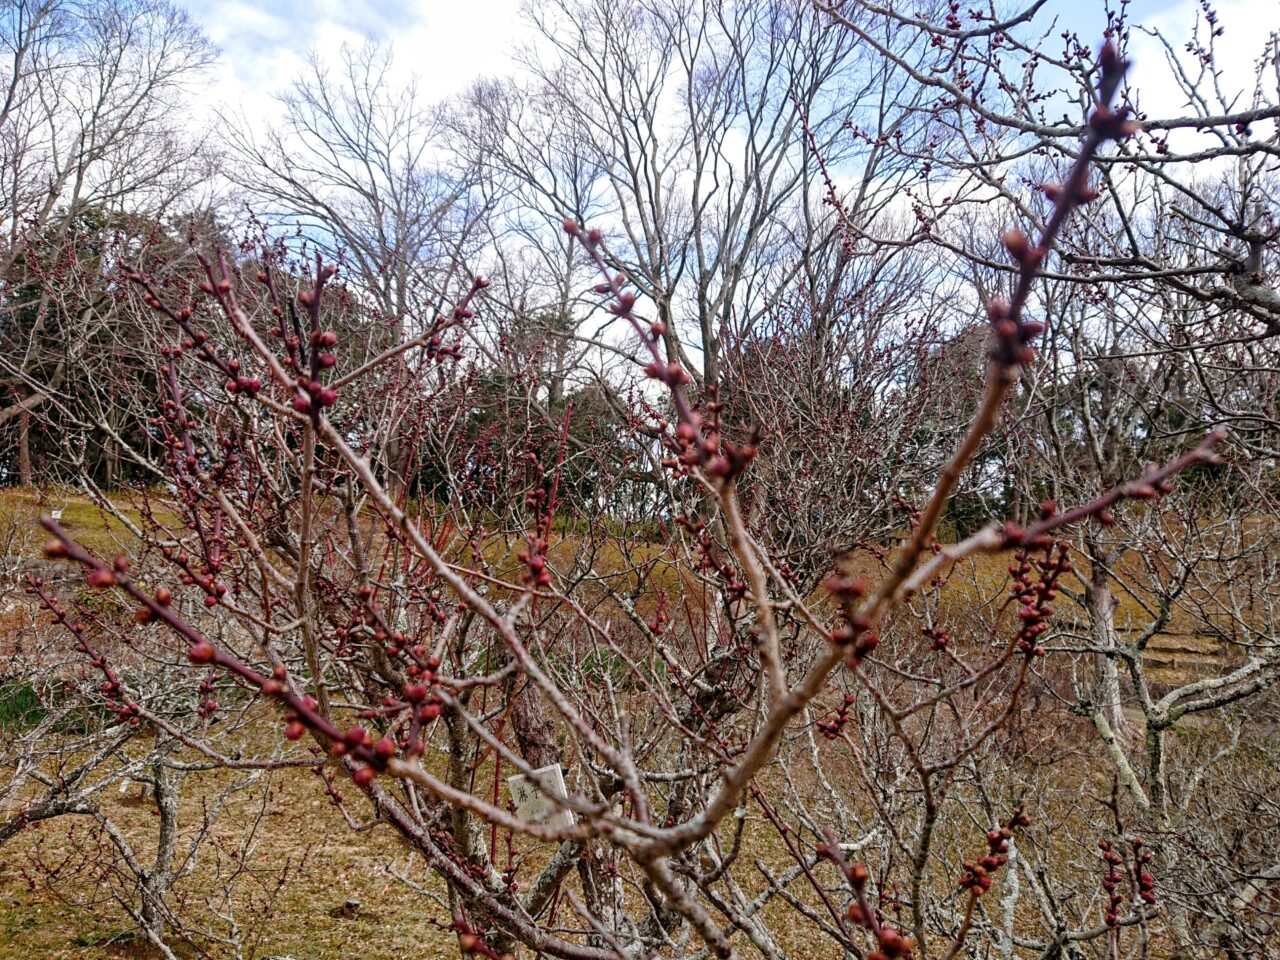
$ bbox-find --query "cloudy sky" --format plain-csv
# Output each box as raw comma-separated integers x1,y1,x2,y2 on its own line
179,0,1278,124
181,0,523,112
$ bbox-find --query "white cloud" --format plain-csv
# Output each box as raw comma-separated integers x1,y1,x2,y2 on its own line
183,0,523,127
179,0,1277,121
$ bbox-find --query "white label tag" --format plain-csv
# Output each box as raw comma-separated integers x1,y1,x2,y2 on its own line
507,764,574,830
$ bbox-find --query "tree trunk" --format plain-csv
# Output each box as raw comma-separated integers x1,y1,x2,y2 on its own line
17,406,32,486
104,438,119,490
1086,556,1127,737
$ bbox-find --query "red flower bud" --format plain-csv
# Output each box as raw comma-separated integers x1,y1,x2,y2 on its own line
345,726,369,746
188,641,216,664
87,569,116,589
1002,228,1030,260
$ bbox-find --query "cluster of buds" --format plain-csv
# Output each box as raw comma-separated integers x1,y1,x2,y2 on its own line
519,450,556,589
986,294,1046,369
422,332,464,362
645,356,693,391
1099,838,1127,924
282,692,321,742
413,589,450,627
676,514,748,602
311,328,339,369
840,860,914,960
277,259,342,414
517,535,551,589
313,761,347,807
131,268,269,423
196,673,219,718
702,387,759,482
277,260,337,365
162,542,228,609
399,667,444,725
564,218,639,327
1132,837,1157,906
330,726,393,787
1087,62,1140,141
921,625,949,652
157,351,245,496
823,575,877,667
92,656,131,716
292,339,339,415
1124,462,1178,505
654,385,758,483
367,661,446,731
206,434,243,486
1099,836,1157,926
156,404,203,484
160,432,209,482
1008,538,1070,656
959,808,1029,894
816,690,857,740
451,276,487,318
988,224,1050,366
647,594,670,637
223,367,263,396
348,586,446,758
1000,226,1047,274
156,393,187,431
657,408,708,478
893,495,922,529
46,529,203,630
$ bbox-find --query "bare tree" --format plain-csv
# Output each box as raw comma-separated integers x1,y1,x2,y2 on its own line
5,3,1280,959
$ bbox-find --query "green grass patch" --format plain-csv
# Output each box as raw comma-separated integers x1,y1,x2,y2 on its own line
0,680,45,733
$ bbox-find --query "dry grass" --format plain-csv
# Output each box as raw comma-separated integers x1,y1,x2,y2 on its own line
0,753,458,958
